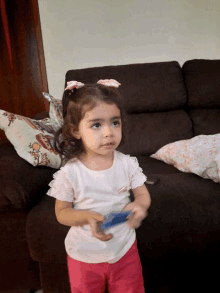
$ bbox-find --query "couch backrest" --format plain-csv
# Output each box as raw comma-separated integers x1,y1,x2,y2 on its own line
182,59,220,136
66,61,187,113
66,61,194,156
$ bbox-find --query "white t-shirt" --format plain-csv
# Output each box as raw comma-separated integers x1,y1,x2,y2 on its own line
47,150,147,264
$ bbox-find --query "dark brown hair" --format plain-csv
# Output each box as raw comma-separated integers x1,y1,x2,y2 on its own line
54,83,127,161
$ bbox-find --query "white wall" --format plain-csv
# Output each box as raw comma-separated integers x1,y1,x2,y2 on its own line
38,0,220,99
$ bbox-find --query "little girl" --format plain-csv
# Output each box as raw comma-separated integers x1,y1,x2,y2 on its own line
47,79,151,293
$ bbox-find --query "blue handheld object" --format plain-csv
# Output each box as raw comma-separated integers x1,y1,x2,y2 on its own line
101,211,132,230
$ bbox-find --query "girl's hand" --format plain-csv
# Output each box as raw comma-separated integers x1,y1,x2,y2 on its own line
123,202,148,229
86,211,113,242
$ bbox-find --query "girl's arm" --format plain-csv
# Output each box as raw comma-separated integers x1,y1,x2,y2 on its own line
123,184,151,228
55,199,92,227
132,184,151,209
55,199,113,241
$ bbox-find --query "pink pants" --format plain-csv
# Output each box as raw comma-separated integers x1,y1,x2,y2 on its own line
67,240,145,293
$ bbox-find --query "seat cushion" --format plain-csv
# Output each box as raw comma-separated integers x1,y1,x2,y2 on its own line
26,169,220,264
0,210,30,262
138,171,220,258
0,141,56,211
0,210,41,290
25,156,183,263
26,194,69,263
26,172,187,263
165,172,220,252
136,155,182,175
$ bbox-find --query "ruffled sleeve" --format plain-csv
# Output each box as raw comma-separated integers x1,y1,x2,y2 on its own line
126,155,147,189
47,167,74,202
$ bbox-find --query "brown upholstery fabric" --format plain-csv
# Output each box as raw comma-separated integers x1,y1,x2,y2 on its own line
0,259,41,290
0,210,41,290
66,61,187,113
2,60,220,293
189,109,220,136
0,142,56,211
0,111,56,211
26,195,69,263
26,60,220,293
182,59,220,108
118,110,193,156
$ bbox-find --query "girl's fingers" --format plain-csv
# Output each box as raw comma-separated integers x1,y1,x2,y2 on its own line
89,218,113,242
96,232,113,242
126,211,145,229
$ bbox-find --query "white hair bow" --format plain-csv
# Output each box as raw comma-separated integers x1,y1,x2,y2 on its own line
65,79,121,92
97,79,121,88
65,81,85,91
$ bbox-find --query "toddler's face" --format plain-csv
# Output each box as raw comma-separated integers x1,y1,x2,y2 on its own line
74,101,122,158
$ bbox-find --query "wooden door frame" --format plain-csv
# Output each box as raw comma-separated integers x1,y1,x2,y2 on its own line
0,0,49,143
32,0,49,95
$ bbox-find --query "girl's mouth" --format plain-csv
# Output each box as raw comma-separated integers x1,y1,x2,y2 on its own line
103,143,114,147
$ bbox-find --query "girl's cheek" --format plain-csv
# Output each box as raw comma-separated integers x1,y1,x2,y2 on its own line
89,133,99,142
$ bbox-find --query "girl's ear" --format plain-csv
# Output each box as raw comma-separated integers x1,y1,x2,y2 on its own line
70,125,81,139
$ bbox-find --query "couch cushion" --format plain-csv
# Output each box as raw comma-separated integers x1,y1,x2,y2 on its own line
66,61,187,113
118,110,193,156
0,141,56,211
26,170,220,263
189,109,220,136
182,59,220,108
161,173,220,252
26,194,69,263
137,174,192,259
0,210,30,262
137,172,220,258
25,172,190,263
136,155,182,175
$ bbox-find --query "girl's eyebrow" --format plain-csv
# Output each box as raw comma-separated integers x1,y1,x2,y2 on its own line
88,116,121,123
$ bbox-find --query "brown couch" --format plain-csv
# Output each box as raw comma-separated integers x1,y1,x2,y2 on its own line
1,59,220,293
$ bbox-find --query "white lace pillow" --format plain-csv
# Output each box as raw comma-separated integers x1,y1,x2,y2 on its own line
151,134,220,183
0,109,65,169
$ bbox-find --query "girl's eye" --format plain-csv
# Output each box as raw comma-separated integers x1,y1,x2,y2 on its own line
91,123,101,129
112,120,121,127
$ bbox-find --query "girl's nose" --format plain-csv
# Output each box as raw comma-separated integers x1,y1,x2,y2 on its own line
103,126,113,137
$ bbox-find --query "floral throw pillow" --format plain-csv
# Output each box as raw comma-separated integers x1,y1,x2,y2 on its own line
150,134,220,183
42,92,63,132
0,109,65,169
